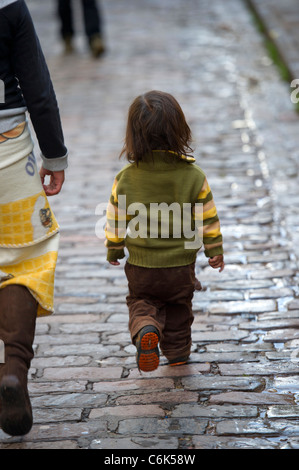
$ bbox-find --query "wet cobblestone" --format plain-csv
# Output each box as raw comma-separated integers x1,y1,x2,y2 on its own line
0,0,298,450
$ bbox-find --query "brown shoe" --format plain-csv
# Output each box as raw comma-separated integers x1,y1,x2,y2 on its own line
89,34,105,58
62,35,74,55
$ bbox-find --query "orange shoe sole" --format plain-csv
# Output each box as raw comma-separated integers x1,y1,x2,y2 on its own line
169,360,188,367
138,351,160,372
168,355,189,367
136,330,160,372
140,332,159,350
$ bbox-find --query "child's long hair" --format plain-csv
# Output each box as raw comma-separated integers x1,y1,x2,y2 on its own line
120,90,193,163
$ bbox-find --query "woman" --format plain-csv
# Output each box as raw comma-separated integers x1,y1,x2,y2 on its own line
0,0,68,436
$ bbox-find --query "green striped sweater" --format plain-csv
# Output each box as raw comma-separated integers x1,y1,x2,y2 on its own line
105,151,223,268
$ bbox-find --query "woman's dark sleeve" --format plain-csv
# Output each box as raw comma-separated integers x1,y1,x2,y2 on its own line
11,0,68,169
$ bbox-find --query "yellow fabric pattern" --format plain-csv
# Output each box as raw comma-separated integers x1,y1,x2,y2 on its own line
0,121,60,316
0,249,58,317
0,191,59,247
197,178,211,200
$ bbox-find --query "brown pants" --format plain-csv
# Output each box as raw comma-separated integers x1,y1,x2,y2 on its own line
125,262,195,362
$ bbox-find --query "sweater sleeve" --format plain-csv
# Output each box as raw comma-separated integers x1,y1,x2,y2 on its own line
105,178,127,262
196,177,223,257
10,0,68,168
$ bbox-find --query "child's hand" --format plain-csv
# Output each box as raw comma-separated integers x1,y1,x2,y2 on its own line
109,261,120,266
209,255,224,272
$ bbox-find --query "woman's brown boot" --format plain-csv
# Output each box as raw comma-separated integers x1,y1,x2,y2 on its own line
0,285,37,436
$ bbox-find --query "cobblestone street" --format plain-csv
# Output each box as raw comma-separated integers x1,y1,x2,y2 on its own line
1,0,299,449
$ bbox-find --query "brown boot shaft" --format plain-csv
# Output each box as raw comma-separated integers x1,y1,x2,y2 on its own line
0,285,37,436
0,285,37,376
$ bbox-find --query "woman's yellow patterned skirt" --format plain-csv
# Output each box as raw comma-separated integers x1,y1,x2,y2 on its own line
0,122,60,316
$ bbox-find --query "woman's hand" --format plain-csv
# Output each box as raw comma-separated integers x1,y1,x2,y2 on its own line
40,167,65,196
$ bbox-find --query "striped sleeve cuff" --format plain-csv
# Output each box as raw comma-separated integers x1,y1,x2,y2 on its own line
41,152,68,171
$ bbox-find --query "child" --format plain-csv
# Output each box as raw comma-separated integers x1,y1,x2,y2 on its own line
105,90,224,372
